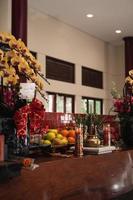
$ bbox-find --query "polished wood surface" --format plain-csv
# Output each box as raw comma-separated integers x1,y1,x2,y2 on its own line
1,150,133,200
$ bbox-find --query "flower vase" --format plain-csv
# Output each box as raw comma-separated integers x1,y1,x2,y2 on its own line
120,115,133,147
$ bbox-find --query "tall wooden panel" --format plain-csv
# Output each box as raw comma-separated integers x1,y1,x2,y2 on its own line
11,0,27,45
123,37,133,77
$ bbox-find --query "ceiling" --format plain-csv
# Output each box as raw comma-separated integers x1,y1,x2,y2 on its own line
28,0,133,45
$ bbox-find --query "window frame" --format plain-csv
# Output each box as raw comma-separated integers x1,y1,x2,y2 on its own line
46,92,75,113
82,96,103,114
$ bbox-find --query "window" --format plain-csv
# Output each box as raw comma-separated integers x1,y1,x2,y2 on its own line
82,66,103,89
81,97,103,114
46,56,75,83
46,92,74,113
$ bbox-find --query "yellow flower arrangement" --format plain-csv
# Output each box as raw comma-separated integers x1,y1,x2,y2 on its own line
0,32,49,99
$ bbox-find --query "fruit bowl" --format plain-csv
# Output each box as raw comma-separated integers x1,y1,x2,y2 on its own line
29,143,51,149
27,143,51,155
51,143,75,154
52,144,68,148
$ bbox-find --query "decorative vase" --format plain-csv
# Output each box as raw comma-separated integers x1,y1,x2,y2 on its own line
120,116,133,147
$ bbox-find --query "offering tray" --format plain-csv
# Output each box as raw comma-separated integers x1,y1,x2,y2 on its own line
83,146,116,154
29,144,51,150
70,145,116,155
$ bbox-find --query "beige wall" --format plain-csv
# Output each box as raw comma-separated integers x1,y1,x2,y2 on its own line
104,44,125,114
28,8,124,114
0,0,11,32
0,2,125,114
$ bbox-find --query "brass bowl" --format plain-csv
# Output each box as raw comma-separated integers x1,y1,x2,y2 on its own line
86,135,101,147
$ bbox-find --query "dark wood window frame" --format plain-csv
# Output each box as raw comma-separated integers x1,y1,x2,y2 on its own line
82,66,103,89
46,56,75,83
47,92,75,113
82,96,103,114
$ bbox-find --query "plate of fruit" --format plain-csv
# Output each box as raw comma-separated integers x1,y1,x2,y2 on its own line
41,128,76,148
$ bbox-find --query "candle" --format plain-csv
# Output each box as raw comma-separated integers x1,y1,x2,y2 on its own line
0,135,4,161
75,124,83,157
107,124,111,146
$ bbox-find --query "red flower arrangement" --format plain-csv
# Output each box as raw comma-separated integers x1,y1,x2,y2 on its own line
111,71,133,121
111,70,133,146
14,98,45,137
113,96,132,114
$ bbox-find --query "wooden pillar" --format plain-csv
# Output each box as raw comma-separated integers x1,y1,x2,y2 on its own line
123,37,133,77
11,0,27,45
11,0,27,82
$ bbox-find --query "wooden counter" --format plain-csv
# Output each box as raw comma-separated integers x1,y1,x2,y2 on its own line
1,149,133,200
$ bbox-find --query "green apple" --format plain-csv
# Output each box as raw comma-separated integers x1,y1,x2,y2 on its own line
53,138,62,145
56,133,63,140
61,137,68,145
48,129,58,134
43,140,51,145
46,132,56,141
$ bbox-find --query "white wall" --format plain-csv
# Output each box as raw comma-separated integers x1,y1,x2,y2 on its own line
28,8,124,114
0,0,11,32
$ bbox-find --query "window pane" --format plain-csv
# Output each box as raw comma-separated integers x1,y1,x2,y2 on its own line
95,100,101,114
81,99,87,113
56,95,64,112
46,94,54,112
66,97,72,113
88,100,94,114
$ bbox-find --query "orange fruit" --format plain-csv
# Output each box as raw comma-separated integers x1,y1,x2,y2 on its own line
23,158,32,167
68,130,76,138
68,136,75,144
61,129,69,137
75,128,81,135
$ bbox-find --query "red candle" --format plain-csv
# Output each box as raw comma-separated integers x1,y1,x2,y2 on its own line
104,124,111,146
107,124,111,146
103,126,108,145
0,135,4,161
75,125,83,157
